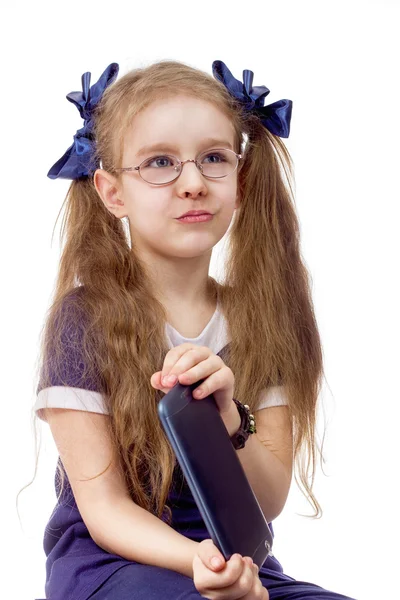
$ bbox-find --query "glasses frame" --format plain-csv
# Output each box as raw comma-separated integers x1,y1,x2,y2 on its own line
113,147,242,185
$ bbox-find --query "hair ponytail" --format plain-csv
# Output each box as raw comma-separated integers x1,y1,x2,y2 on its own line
221,116,325,518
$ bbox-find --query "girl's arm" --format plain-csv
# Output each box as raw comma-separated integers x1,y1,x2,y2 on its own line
90,493,199,578
44,408,198,578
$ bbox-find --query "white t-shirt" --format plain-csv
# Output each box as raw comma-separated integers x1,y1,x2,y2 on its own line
34,301,287,422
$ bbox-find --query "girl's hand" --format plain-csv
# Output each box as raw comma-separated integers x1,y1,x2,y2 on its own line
193,539,269,600
150,343,240,431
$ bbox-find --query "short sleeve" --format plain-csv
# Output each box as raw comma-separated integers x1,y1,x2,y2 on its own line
256,385,288,410
34,291,108,422
34,387,108,423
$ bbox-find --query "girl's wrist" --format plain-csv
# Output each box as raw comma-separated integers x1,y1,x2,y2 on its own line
221,400,242,437
185,540,201,579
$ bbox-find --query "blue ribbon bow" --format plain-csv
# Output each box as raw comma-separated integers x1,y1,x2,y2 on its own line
48,59,291,181
212,60,292,138
47,62,119,180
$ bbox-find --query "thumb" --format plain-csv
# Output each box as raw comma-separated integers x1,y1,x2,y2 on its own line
198,539,226,571
150,372,169,393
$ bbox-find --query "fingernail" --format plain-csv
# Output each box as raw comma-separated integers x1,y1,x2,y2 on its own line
167,375,177,383
211,557,223,568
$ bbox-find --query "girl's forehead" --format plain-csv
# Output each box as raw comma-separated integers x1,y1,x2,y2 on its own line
124,95,235,151
139,92,223,112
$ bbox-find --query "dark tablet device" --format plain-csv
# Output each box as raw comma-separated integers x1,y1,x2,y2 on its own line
157,379,273,567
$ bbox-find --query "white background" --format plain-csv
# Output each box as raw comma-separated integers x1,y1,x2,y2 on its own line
1,1,399,599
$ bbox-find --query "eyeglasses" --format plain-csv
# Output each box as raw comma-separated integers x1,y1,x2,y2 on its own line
114,148,242,185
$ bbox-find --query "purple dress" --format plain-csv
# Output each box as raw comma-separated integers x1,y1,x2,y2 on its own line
37,456,356,600
35,294,356,599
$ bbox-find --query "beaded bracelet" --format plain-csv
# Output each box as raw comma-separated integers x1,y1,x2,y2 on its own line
230,398,257,450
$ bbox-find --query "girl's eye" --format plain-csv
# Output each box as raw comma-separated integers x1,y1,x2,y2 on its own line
202,152,227,164
143,155,175,168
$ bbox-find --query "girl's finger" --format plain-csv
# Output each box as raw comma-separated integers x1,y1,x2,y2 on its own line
191,366,234,412
150,372,177,394
176,355,225,386
211,557,254,596
161,344,210,381
195,538,226,571
194,553,246,592
243,556,259,573
243,557,253,568
245,574,267,600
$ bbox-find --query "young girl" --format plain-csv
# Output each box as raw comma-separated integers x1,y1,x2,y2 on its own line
33,59,356,600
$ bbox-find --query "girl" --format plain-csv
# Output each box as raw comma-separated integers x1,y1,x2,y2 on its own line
32,59,356,599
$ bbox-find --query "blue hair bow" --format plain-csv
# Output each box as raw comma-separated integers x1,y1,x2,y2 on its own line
212,60,292,138
47,62,119,180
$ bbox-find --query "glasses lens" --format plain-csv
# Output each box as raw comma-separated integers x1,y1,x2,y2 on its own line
139,149,238,184
198,149,238,179
139,154,181,184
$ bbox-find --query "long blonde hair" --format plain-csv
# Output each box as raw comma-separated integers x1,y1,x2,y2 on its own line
20,59,326,524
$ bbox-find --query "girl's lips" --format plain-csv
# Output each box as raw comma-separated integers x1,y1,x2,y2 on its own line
176,214,213,223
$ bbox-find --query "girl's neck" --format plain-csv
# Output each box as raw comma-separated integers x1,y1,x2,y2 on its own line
165,296,219,339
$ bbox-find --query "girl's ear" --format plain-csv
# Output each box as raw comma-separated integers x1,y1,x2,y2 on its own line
93,169,128,219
